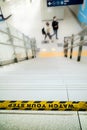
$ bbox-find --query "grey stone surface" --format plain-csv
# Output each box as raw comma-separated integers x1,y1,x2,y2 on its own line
0,112,80,130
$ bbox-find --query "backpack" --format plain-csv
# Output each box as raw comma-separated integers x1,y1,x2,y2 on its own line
42,27,46,35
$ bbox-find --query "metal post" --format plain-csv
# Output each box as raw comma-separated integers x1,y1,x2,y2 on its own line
64,38,68,57
33,39,36,58
30,0,32,3
70,34,74,59
31,39,35,58
23,35,28,60
77,36,84,62
31,43,34,58
7,27,18,63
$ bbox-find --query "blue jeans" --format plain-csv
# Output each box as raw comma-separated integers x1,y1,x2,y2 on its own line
52,30,58,39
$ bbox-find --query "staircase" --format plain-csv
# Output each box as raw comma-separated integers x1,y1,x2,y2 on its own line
0,56,87,101
0,56,87,130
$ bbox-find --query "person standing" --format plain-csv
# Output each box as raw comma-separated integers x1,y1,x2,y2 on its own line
52,16,59,39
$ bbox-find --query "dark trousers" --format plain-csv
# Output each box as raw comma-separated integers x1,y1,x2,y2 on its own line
45,33,51,40
52,29,58,39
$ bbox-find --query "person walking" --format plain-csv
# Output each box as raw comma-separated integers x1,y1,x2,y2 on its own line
45,22,52,40
51,16,59,39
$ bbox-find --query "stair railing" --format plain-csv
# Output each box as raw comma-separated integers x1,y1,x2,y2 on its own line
0,22,37,65
64,26,87,61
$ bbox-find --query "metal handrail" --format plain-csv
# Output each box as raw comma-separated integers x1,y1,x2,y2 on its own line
14,45,25,48
0,29,23,41
64,26,87,41
64,34,87,61
75,26,87,37
0,42,12,46
0,29,8,34
0,42,27,50
11,35,23,41
77,26,87,36
64,39,87,50
64,26,87,61
0,22,37,65
73,36,80,42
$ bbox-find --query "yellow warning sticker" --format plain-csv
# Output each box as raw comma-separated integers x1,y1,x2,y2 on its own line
0,101,87,111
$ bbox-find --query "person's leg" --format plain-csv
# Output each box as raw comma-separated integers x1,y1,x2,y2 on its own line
55,30,58,39
44,33,47,40
51,30,56,37
48,33,51,40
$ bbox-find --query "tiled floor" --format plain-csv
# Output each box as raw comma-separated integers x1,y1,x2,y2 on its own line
0,111,81,130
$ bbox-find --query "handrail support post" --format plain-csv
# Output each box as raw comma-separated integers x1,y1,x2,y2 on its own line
64,37,68,57
23,34,29,60
77,36,84,62
7,27,18,63
70,34,74,59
